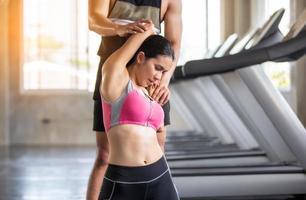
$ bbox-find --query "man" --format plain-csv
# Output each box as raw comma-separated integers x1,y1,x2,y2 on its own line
87,0,182,199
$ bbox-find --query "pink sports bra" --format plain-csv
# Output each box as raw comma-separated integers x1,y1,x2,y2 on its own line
102,80,164,133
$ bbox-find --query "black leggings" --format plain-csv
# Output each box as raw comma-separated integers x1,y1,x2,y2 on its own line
99,156,180,200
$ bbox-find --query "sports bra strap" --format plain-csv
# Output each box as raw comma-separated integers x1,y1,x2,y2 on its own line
127,79,133,92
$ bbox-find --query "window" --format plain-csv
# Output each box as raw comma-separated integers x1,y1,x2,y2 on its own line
23,0,220,90
23,0,100,91
262,0,291,91
207,0,221,51
178,0,220,65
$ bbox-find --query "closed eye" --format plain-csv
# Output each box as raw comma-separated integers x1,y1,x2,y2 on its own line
155,64,165,71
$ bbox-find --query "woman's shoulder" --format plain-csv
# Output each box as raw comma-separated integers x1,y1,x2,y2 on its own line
101,76,130,103
100,79,133,103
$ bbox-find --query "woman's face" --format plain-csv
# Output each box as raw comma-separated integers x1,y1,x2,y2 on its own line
135,52,173,87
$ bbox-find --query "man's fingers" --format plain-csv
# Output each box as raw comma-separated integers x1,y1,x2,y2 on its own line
135,23,147,31
155,88,166,101
159,92,169,105
129,25,144,33
137,19,152,25
126,20,153,34
152,87,161,99
135,20,155,32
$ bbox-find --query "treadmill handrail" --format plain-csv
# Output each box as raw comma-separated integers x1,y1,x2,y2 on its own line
173,32,306,80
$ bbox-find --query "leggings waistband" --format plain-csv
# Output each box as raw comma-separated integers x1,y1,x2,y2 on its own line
105,156,169,183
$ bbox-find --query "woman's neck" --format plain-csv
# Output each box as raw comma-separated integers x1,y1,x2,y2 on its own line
127,64,139,86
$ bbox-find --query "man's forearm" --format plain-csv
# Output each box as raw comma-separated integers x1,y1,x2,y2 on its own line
89,15,119,36
161,42,181,85
157,127,166,153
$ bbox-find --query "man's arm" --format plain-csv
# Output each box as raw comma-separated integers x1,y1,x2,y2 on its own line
163,0,182,83
88,0,118,36
153,0,182,152
151,0,182,104
88,0,147,37
156,126,167,152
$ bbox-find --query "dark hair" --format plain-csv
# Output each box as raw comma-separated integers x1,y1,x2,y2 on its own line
127,35,175,66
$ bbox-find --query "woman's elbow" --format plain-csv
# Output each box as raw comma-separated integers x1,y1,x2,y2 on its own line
88,14,101,32
88,18,96,31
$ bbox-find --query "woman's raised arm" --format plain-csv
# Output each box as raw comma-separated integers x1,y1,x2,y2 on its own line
101,22,155,102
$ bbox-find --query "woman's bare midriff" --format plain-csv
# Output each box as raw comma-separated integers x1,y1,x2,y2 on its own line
107,124,164,166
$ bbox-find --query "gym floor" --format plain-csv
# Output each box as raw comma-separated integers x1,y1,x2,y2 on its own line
0,146,302,200
0,146,95,200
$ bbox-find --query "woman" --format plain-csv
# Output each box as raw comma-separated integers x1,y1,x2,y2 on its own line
99,21,179,200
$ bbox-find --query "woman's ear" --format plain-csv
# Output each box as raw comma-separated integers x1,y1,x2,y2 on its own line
136,51,146,64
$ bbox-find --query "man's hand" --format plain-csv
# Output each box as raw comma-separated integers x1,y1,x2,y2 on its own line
115,19,152,37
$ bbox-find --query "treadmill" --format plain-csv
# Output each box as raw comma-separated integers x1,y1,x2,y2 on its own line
165,33,240,157
167,8,306,199
166,9,284,158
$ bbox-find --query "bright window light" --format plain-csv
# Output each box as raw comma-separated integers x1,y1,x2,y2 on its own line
23,0,100,91
23,0,220,90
